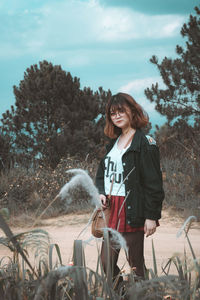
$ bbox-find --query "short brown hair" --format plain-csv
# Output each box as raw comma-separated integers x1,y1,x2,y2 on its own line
104,92,149,138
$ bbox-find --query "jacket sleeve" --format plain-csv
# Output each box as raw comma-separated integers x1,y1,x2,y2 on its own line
140,142,165,220
95,158,106,195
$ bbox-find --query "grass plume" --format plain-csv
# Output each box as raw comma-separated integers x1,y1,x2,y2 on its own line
32,168,100,227
103,227,129,257
60,168,100,207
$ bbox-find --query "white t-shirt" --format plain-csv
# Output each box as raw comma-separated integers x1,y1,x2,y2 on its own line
104,137,130,196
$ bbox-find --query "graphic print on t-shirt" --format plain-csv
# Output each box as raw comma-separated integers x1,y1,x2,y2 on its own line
104,139,127,196
104,156,124,184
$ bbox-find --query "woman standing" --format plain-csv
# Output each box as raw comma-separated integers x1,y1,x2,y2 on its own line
95,92,164,281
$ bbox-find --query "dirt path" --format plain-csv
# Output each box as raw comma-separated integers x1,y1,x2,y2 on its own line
0,209,200,275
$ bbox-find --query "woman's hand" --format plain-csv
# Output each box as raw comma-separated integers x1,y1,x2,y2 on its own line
144,219,156,237
99,194,107,209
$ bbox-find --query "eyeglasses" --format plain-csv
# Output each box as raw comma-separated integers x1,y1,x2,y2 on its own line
110,109,126,118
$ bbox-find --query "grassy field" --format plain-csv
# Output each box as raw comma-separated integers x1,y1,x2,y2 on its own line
0,155,199,299
0,213,200,299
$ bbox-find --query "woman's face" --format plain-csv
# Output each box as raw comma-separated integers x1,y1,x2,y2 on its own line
110,104,132,130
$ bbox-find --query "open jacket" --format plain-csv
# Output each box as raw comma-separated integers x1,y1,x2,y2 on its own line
95,129,165,227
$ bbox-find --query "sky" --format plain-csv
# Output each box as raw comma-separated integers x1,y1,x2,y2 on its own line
0,0,199,129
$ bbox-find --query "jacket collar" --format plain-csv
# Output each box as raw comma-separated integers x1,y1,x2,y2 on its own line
128,128,143,152
105,128,144,154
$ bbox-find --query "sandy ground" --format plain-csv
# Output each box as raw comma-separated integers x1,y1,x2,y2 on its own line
0,209,200,276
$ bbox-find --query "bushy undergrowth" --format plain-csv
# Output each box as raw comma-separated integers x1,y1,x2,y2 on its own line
0,155,200,220
161,157,200,220
0,157,98,218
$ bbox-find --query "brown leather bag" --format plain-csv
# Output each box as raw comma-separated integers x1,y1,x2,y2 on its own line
91,205,110,238
91,173,115,238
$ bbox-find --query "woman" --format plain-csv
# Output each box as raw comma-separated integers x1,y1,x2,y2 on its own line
95,92,164,281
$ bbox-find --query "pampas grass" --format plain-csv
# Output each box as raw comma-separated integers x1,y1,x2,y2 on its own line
103,227,129,256
0,209,200,299
34,265,74,300
32,168,100,227
177,216,197,238
60,169,100,207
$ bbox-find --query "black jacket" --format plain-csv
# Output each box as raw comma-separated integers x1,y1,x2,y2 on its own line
95,129,165,227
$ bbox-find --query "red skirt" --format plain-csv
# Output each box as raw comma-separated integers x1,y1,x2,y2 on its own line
108,195,144,233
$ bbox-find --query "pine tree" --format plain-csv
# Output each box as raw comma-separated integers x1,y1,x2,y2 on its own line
145,6,200,160
1,61,110,168
0,128,12,171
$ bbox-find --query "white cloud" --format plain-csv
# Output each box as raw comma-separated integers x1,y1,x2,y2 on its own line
118,77,166,113
0,0,186,61
97,10,185,41
163,21,183,37
119,77,165,94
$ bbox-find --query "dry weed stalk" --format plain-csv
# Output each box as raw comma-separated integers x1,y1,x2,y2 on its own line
32,169,100,227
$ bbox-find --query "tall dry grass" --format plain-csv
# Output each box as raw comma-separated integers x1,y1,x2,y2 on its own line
0,212,199,299
0,163,200,299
